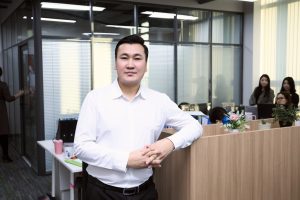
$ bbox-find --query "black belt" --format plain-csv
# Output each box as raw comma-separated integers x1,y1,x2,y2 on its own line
88,174,154,196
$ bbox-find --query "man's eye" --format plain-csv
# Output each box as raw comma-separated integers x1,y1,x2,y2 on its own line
120,57,128,59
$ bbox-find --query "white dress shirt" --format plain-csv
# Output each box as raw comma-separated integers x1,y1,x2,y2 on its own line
74,80,202,188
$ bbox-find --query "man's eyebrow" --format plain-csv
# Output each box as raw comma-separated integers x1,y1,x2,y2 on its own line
119,53,144,57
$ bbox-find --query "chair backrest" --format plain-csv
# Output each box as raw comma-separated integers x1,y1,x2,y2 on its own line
56,118,77,143
198,103,208,115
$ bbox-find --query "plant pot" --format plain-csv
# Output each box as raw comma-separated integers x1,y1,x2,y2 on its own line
279,121,293,127
228,129,240,133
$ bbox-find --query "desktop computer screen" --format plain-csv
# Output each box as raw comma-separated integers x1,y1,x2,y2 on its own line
257,104,276,119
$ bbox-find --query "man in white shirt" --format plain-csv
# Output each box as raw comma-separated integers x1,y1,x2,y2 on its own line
74,34,202,200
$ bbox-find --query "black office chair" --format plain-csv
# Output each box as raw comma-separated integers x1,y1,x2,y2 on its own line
198,103,208,115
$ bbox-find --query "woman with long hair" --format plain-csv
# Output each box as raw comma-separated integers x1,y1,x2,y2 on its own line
280,76,299,108
249,74,275,106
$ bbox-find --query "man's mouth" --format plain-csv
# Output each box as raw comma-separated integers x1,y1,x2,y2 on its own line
125,72,136,76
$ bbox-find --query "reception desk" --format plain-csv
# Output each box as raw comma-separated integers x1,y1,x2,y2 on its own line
155,123,300,200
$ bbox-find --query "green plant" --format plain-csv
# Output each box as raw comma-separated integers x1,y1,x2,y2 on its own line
272,105,298,126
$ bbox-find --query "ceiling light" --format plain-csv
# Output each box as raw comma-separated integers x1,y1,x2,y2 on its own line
238,0,256,2
41,2,105,12
141,11,198,21
82,32,120,36
23,16,76,23
66,39,91,42
106,25,136,29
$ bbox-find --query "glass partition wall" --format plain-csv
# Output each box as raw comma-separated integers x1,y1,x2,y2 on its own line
39,2,242,170
1,0,243,173
40,0,91,171
1,1,35,168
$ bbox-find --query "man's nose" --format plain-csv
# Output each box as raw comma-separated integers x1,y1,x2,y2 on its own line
126,59,134,68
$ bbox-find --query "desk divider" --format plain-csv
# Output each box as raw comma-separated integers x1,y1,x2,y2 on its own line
155,126,300,200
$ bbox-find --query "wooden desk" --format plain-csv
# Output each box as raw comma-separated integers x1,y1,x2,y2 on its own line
155,126,300,200
38,140,82,200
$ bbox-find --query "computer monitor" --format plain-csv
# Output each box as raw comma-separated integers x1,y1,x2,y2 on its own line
244,106,258,118
257,104,276,119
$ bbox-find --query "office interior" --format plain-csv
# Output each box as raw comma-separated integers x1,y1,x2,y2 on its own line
0,0,299,190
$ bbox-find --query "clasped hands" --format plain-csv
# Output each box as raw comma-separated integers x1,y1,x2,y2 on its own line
127,138,175,169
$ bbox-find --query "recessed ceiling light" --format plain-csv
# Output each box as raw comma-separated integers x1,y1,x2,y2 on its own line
23,16,76,23
82,32,120,36
141,11,198,21
41,2,105,12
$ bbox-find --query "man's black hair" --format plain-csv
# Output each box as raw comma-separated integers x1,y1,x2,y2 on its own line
115,34,148,61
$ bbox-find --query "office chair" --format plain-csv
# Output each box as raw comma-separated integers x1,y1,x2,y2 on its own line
198,103,208,115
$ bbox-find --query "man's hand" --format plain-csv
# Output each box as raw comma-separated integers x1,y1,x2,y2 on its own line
145,138,175,167
127,147,157,168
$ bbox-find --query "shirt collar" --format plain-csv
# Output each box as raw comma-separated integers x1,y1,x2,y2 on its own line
111,79,148,100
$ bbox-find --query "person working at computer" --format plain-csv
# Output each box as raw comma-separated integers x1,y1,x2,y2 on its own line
249,74,275,106
208,106,230,124
280,77,299,108
74,34,202,200
275,91,292,106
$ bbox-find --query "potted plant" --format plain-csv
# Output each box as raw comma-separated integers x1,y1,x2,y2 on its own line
259,119,271,130
224,113,250,133
272,105,298,127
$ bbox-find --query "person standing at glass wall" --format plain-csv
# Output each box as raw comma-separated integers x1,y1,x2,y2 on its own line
249,74,275,106
280,77,299,108
0,67,24,162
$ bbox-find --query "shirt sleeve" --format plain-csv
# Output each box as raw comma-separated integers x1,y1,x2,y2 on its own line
161,94,203,149
74,92,129,172
2,82,16,102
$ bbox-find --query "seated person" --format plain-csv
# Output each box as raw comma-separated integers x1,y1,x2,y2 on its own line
208,106,230,124
275,91,292,106
178,102,190,111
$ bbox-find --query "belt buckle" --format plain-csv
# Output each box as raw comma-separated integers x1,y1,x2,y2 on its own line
122,186,139,196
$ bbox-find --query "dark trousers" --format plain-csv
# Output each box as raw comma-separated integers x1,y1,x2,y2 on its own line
0,135,9,157
86,175,158,200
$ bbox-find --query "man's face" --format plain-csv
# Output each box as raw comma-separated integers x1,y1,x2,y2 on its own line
116,43,147,88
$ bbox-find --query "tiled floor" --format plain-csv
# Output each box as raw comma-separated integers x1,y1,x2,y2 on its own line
0,144,51,200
